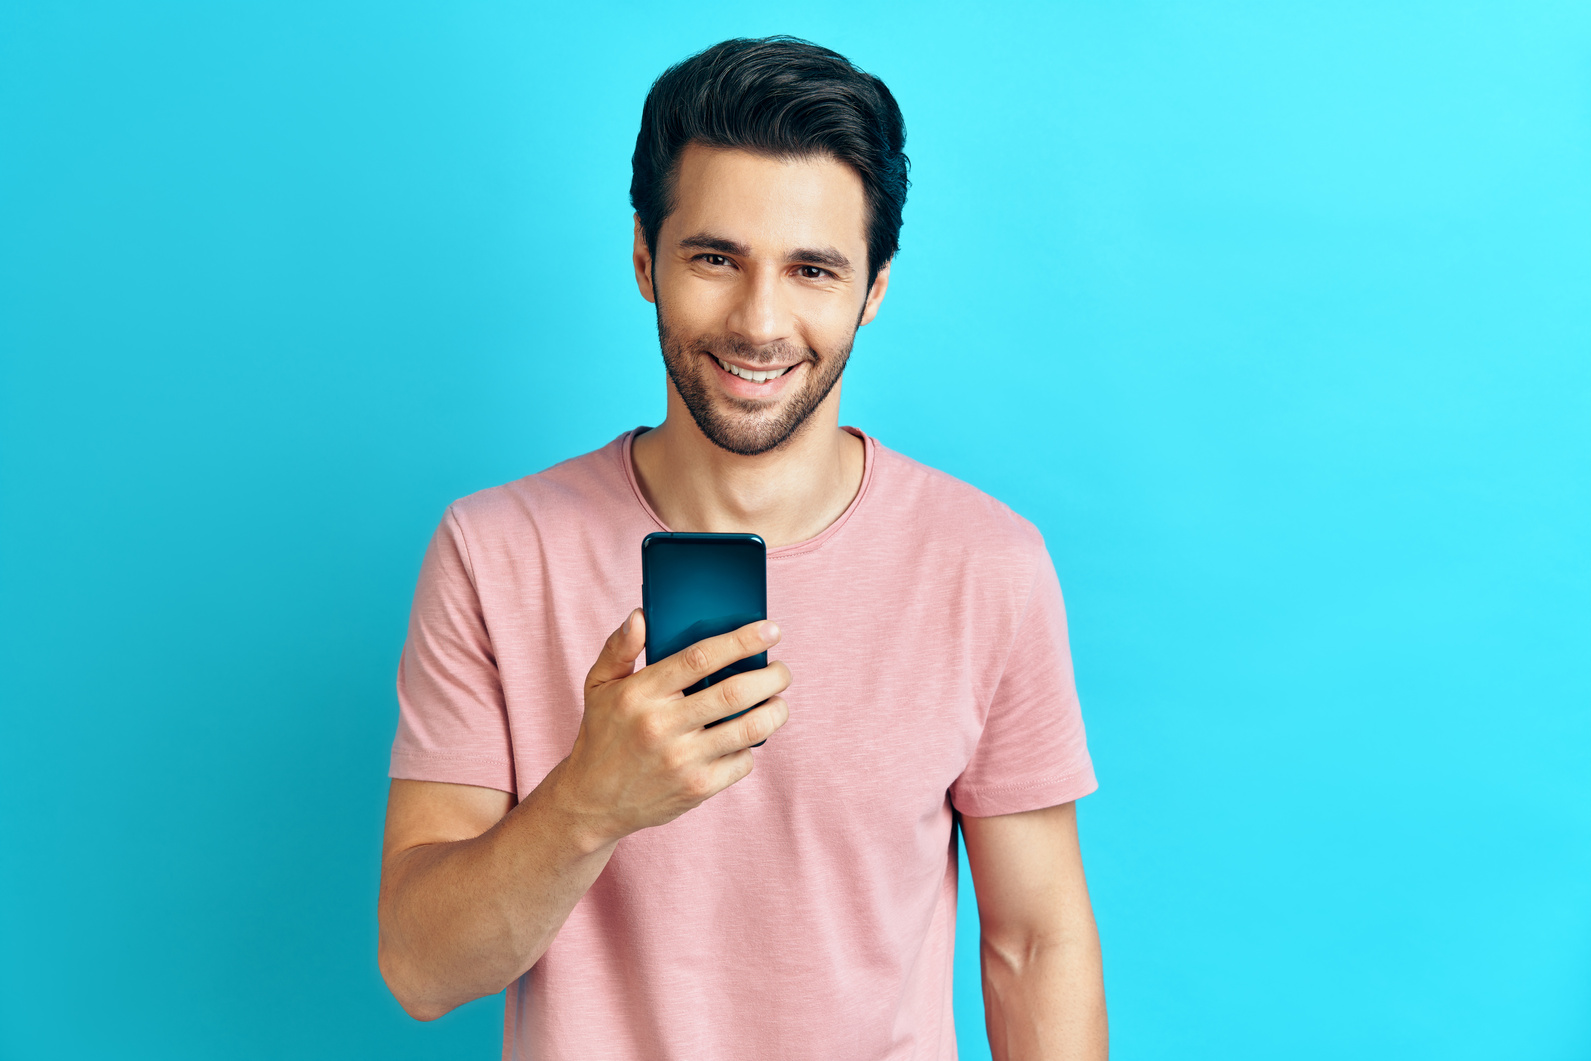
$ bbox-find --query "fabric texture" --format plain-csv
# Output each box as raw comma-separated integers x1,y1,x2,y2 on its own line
390,428,1097,1061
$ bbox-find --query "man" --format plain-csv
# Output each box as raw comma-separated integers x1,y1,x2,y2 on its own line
378,36,1107,1061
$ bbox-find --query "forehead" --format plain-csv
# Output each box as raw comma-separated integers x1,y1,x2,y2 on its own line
665,144,868,254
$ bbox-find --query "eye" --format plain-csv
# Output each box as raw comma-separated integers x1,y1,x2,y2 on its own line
797,265,832,280
697,254,731,267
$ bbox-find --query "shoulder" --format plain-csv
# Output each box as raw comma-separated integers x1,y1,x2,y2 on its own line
864,438,1050,569
444,433,635,544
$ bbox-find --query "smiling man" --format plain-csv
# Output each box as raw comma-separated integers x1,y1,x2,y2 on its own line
377,37,1106,1061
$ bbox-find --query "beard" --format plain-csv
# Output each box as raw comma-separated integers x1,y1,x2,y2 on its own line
656,305,854,457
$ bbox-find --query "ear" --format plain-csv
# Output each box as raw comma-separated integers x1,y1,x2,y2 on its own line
858,258,892,327
633,215,656,304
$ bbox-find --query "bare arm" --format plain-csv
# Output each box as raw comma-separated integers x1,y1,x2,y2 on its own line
376,772,615,1020
960,801,1107,1061
377,611,790,1020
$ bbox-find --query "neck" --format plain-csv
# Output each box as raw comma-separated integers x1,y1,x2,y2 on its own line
630,382,865,548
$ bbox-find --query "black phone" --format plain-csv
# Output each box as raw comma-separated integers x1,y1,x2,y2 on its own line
641,531,767,735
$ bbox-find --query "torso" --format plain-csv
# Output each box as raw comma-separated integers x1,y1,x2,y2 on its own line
426,429,1087,1060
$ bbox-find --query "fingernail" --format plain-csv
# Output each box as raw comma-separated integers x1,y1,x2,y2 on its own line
760,620,780,642
622,612,633,635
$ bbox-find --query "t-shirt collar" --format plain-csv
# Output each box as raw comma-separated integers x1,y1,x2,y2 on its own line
618,425,876,560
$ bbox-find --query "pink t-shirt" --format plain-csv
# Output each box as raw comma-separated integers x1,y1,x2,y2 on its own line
390,429,1097,1061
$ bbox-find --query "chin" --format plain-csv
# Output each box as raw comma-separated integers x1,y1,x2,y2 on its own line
656,313,851,458
695,409,803,456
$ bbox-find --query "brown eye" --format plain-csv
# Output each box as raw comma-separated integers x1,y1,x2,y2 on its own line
799,266,828,279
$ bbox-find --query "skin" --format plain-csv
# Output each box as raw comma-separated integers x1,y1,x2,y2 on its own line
629,144,884,545
378,144,1107,1058
966,803,1109,1060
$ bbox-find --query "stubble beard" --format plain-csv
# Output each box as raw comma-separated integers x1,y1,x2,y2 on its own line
656,304,854,457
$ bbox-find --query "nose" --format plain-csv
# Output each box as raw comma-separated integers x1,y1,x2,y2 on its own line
723,265,791,350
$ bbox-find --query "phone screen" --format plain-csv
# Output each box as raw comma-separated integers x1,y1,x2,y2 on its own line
641,532,767,702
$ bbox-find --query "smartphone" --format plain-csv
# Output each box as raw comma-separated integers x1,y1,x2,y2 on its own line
641,531,768,736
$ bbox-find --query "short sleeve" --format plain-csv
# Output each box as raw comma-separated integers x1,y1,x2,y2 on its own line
949,548,1097,817
388,506,517,793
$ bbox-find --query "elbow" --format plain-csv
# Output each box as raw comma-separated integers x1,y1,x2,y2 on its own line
378,939,454,1023
403,1001,450,1024
981,923,1096,979
398,999,449,1023
396,991,450,1024
980,929,1039,979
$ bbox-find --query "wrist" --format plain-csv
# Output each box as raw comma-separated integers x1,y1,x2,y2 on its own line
537,758,627,856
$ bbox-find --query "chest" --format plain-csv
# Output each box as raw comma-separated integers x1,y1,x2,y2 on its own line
485,539,996,826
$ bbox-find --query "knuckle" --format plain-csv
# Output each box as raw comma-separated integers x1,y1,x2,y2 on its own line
738,713,765,747
681,771,713,801
717,675,748,709
658,745,687,775
683,645,711,673
757,700,783,735
635,712,667,746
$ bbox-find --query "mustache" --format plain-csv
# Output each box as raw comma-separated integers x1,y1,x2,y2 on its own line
691,334,817,368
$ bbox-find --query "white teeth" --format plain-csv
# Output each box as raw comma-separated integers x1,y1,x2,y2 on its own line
716,357,790,383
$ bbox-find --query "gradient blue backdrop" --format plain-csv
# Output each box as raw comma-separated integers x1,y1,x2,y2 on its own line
2,3,1587,1058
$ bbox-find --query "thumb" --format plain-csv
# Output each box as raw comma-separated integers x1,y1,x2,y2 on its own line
587,608,646,687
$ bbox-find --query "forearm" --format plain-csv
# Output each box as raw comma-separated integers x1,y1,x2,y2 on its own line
980,927,1108,1061
377,760,617,1020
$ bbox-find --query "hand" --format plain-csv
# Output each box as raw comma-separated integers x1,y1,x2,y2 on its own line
555,609,791,845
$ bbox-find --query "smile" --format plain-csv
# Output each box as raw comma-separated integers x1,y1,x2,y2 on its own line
715,357,794,383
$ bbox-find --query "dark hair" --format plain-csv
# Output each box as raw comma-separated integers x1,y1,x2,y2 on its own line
630,36,909,287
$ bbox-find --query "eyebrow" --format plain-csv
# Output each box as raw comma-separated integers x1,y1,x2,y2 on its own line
678,233,853,273
789,246,853,272
679,234,750,256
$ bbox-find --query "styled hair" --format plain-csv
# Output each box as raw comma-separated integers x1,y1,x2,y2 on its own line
630,36,909,286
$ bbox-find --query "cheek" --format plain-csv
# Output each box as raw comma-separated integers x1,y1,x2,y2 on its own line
794,294,866,353
657,270,734,329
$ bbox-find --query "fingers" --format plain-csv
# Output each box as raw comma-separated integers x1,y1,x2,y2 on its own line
704,747,757,795
585,609,646,688
701,696,790,758
680,660,791,730
640,619,782,697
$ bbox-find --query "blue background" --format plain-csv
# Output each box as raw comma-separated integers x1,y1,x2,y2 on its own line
2,2,1587,1058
